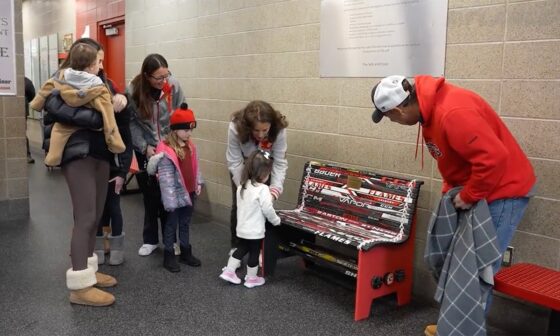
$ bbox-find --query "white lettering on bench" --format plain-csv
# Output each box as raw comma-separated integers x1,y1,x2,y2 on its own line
313,169,341,178
339,196,366,208
339,196,404,215
314,231,352,245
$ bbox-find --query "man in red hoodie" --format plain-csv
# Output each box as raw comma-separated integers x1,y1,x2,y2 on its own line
371,75,536,336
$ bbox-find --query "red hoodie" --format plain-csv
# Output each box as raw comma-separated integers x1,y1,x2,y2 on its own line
415,76,535,204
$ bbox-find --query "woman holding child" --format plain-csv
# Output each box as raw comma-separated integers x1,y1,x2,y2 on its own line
31,41,125,306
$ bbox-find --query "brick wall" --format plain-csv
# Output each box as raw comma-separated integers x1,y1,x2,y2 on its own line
1,0,29,220
76,0,125,40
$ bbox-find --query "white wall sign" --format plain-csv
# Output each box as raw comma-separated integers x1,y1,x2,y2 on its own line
320,0,448,77
0,0,17,95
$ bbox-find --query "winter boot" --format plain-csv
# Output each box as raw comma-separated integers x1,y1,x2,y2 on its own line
424,325,437,336
219,257,241,284
179,245,201,267
94,235,106,265
108,233,125,265
88,254,117,287
163,250,180,272
244,265,265,288
66,266,115,306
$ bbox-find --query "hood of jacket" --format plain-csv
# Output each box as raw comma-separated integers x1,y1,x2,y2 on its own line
63,68,104,89
415,75,446,127
30,70,110,111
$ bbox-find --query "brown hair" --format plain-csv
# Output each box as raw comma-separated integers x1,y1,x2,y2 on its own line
68,43,98,71
239,150,274,198
59,38,113,93
231,100,288,144
130,54,169,120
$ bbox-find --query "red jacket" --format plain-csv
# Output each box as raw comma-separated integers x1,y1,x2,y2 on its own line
416,76,535,204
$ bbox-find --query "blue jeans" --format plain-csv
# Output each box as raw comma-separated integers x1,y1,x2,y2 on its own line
485,196,530,313
163,198,195,253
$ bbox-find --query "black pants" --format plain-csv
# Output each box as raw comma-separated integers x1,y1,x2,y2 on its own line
233,238,262,268
230,177,240,247
97,178,123,236
135,151,167,245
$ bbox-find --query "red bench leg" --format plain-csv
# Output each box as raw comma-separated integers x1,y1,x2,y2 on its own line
353,220,416,321
355,255,373,321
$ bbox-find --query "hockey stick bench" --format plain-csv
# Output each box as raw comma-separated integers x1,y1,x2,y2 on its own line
494,263,560,335
275,161,423,321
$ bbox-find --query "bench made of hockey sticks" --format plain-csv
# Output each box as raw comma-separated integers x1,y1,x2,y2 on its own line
275,161,423,321
494,263,560,335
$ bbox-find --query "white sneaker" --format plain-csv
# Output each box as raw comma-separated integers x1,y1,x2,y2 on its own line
219,267,241,285
138,244,158,256
173,243,181,256
244,275,265,288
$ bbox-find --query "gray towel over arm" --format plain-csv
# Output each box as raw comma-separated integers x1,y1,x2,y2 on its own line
425,187,502,336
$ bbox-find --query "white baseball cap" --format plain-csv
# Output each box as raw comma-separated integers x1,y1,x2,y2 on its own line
371,75,410,123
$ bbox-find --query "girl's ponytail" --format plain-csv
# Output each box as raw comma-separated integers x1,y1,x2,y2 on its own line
239,150,273,198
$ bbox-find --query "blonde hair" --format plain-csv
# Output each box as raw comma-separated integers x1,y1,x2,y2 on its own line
164,130,190,160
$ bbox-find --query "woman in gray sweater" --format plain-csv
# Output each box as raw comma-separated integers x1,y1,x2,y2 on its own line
226,101,288,274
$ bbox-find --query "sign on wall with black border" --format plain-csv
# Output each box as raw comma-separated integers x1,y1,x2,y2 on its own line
0,0,17,96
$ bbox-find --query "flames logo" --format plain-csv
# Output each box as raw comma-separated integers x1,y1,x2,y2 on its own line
425,141,442,158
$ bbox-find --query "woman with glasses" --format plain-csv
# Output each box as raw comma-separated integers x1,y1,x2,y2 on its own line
127,54,187,257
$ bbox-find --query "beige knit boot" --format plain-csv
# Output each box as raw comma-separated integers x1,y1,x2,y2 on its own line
66,267,115,306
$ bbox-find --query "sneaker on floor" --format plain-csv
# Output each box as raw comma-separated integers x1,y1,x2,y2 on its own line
424,325,437,336
173,243,181,256
244,275,265,288
219,267,241,284
138,244,158,256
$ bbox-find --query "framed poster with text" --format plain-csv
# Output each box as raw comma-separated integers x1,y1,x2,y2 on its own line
320,0,448,77
0,0,17,95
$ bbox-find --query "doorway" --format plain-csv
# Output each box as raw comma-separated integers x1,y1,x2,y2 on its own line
98,17,125,92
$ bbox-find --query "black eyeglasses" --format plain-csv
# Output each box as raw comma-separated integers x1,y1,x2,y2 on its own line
149,71,172,82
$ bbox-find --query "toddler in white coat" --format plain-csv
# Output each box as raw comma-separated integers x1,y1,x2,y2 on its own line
219,150,280,288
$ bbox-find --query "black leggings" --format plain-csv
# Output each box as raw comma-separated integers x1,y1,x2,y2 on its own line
229,177,239,247
232,238,262,268
135,151,167,245
62,157,109,270
97,179,123,236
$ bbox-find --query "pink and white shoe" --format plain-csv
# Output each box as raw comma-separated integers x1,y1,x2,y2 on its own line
244,275,265,288
219,267,241,284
